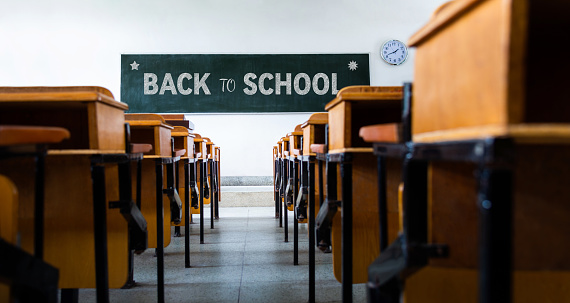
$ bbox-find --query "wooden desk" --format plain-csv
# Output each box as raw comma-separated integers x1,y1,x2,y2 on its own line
125,113,180,302
298,112,328,302
170,126,194,229
125,114,175,249
408,0,570,137
0,87,131,293
323,85,403,302
369,126,570,303
204,138,217,229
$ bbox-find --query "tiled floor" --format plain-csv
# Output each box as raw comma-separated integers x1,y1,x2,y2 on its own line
79,207,366,302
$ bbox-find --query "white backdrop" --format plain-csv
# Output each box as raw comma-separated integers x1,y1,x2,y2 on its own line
0,0,447,176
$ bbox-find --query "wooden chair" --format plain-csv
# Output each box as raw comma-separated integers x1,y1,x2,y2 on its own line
322,85,403,302
0,125,70,303
0,86,137,302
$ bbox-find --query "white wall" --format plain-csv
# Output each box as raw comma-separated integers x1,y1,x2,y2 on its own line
0,0,447,176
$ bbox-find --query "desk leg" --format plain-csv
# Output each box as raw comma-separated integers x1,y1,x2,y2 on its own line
210,160,214,229
478,167,512,303
275,159,279,218
340,159,352,303
284,159,289,242
92,164,110,303
60,289,79,303
293,159,299,265
377,156,388,252
119,160,136,289
175,161,181,237
155,161,165,303
200,160,205,244
33,152,45,259
214,160,219,220
308,160,316,303
184,160,191,268
279,159,283,228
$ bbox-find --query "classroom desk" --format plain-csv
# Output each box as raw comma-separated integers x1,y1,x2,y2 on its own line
298,112,327,303
124,113,179,303
205,138,216,229
170,125,196,268
193,134,208,244
322,85,403,303
368,126,570,303
0,86,137,302
286,126,303,262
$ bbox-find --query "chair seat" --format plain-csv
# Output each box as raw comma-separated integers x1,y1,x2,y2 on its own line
130,143,153,154
359,123,402,143
0,125,70,146
310,144,327,154
173,149,186,157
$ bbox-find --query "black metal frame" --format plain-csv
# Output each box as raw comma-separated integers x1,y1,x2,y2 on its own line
368,138,514,303
299,154,317,303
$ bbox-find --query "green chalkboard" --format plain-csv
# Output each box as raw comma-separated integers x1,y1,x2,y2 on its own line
121,54,370,113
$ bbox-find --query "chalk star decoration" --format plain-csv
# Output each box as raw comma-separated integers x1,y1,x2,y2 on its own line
130,61,140,70
348,60,358,71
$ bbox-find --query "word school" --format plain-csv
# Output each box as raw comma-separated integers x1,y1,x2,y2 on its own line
143,72,340,96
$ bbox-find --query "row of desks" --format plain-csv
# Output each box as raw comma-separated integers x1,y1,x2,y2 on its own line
273,0,570,301
0,87,221,303
274,82,570,303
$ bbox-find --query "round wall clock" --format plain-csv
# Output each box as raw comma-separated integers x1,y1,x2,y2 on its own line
381,40,408,65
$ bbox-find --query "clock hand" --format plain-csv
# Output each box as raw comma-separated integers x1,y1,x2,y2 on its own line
388,49,398,55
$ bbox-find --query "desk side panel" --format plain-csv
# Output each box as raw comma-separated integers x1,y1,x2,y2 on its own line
91,102,126,151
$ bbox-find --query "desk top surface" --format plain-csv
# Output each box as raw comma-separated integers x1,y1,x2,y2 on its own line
0,86,128,110
324,86,403,111
301,112,328,128
413,124,570,144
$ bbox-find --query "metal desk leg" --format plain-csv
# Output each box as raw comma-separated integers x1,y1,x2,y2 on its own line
33,152,45,259
184,160,191,268
293,159,299,265
478,167,512,303
284,159,289,242
92,164,110,303
210,160,214,229
60,289,79,303
340,158,353,303
308,159,316,303
214,160,219,220
279,158,283,228
200,160,205,244
155,161,165,303
377,156,388,252
275,159,280,218
174,160,181,237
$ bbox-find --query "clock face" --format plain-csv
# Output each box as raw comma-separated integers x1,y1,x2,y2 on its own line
381,40,408,65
